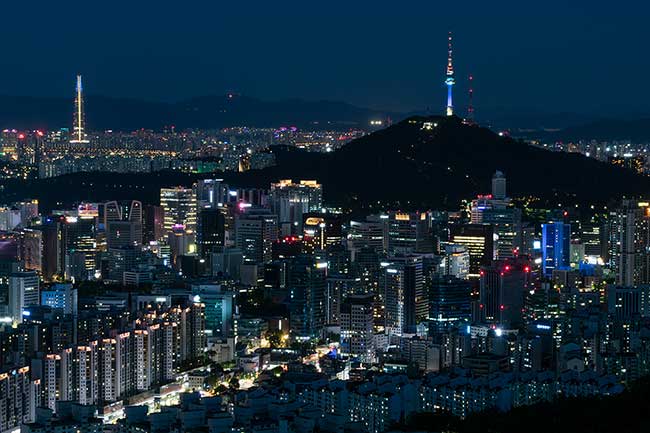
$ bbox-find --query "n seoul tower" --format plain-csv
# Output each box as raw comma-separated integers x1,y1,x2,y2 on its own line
445,32,455,116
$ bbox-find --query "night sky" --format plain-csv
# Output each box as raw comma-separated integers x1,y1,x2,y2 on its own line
1,0,647,114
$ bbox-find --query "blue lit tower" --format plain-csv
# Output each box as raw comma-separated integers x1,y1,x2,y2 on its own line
541,221,571,277
445,32,455,116
70,75,89,144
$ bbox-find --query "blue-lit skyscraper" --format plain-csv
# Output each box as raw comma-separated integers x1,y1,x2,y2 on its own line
541,222,571,277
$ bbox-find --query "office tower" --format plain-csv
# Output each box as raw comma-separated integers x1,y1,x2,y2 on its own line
288,254,327,340
143,205,165,243
196,206,226,258
191,284,235,340
211,246,243,279
70,75,89,144
479,259,531,327
353,245,382,294
19,228,43,273
541,221,571,277
105,246,146,282
167,226,196,267
160,187,197,233
104,200,143,249
272,236,303,260
449,224,494,278
340,294,376,362
41,283,78,315
270,179,322,236
326,275,359,325
441,244,470,280
606,285,650,320
445,32,455,116
9,271,39,325
581,221,604,260
235,208,278,265
429,276,472,332
483,207,522,259
59,215,96,280
348,218,387,257
387,211,433,254
302,214,343,254
610,201,650,286
194,179,229,208
491,171,507,200
383,254,425,335
15,200,39,224
40,219,61,281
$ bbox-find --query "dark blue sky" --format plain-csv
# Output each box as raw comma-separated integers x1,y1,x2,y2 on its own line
1,0,648,114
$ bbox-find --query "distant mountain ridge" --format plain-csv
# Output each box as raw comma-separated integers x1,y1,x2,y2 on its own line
511,117,650,142
0,94,394,131
4,115,650,212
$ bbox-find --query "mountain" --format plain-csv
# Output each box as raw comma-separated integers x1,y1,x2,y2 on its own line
511,117,650,142
549,118,650,142
0,94,394,131
3,115,649,212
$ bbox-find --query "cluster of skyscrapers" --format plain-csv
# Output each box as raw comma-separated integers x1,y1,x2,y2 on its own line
2,156,650,432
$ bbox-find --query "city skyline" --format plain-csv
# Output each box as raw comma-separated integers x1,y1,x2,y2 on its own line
0,1,648,115
1,3,650,432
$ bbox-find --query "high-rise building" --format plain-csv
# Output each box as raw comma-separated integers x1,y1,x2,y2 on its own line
160,187,197,233
191,284,235,340
0,365,34,429
288,254,327,340
386,211,433,254
196,206,226,258
449,225,494,278
104,200,143,249
194,179,229,208
302,213,343,254
9,271,40,325
610,201,650,286
483,207,522,259
383,254,426,335
235,208,278,265
541,221,571,278
59,215,96,280
479,259,531,327
70,75,89,145
19,228,43,273
441,244,470,280
340,294,376,362
348,218,387,257
41,283,78,315
429,276,472,332
143,204,165,243
270,179,322,236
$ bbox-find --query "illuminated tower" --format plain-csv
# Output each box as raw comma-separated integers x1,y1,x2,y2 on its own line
445,32,455,116
70,75,89,144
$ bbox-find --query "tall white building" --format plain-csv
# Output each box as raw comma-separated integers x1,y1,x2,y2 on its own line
9,271,39,325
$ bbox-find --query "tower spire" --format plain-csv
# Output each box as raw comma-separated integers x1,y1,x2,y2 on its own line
445,32,455,116
70,74,89,144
